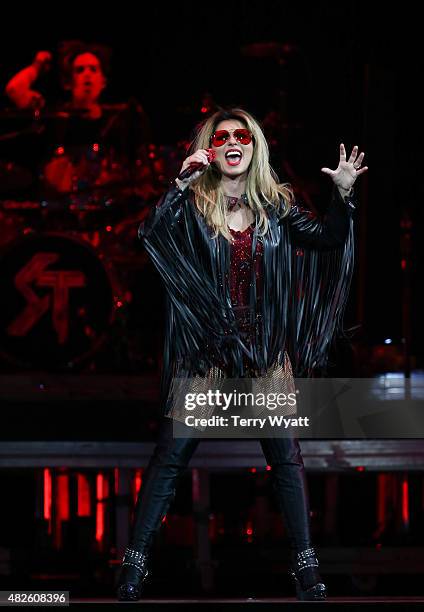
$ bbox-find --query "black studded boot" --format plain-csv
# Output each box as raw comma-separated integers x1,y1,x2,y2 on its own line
289,547,327,601
116,547,150,601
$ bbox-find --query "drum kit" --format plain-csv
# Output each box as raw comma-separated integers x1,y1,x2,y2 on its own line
0,105,187,371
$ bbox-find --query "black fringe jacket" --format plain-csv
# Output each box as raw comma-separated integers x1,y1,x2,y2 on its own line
138,184,356,416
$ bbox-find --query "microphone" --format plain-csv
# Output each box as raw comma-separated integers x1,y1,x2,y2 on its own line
177,149,216,180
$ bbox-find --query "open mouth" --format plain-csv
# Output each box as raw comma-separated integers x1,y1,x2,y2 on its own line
225,149,242,166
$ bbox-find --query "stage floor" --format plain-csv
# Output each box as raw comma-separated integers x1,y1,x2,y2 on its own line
68,595,424,609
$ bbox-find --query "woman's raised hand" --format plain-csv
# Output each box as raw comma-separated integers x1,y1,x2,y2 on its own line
321,144,368,194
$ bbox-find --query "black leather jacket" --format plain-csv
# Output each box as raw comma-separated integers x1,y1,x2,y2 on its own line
139,184,355,415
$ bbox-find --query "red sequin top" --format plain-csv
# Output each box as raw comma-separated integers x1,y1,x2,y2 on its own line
229,223,263,340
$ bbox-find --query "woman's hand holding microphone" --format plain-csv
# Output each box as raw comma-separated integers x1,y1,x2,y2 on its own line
175,148,216,191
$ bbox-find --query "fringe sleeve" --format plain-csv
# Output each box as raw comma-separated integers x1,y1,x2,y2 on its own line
138,183,186,239
283,188,357,375
285,186,355,249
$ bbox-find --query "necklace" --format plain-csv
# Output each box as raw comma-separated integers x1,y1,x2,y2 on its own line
225,193,248,211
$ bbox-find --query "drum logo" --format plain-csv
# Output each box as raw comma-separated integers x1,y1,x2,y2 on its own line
0,233,114,368
7,252,86,344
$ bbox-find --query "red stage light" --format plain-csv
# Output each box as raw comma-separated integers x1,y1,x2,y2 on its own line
134,469,143,500
402,477,409,527
96,473,109,545
77,473,91,517
43,468,52,530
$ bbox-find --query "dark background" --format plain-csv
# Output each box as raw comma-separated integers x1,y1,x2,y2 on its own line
0,3,423,599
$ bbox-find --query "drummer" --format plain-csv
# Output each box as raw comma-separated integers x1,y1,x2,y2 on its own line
4,41,151,197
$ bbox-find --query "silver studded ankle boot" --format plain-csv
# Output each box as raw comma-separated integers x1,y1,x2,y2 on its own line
116,547,150,601
289,547,327,601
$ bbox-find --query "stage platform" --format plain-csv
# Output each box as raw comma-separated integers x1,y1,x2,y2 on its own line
67,595,424,609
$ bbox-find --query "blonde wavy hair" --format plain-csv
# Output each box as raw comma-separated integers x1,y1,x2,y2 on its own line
189,108,293,241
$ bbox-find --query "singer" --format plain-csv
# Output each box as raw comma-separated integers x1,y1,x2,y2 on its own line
117,108,367,601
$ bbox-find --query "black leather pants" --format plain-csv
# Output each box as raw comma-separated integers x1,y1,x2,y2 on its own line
129,416,312,554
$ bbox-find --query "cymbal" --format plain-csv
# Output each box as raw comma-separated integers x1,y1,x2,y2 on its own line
0,100,149,122
0,106,89,121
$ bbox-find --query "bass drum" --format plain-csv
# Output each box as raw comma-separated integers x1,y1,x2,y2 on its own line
0,232,123,370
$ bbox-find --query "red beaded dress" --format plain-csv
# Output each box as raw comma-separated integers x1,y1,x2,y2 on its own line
226,196,293,386
228,196,263,371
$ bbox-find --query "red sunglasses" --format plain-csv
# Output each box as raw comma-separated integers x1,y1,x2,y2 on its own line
211,128,253,147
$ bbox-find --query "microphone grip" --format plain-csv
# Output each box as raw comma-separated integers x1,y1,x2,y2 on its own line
177,149,216,181
177,162,204,181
